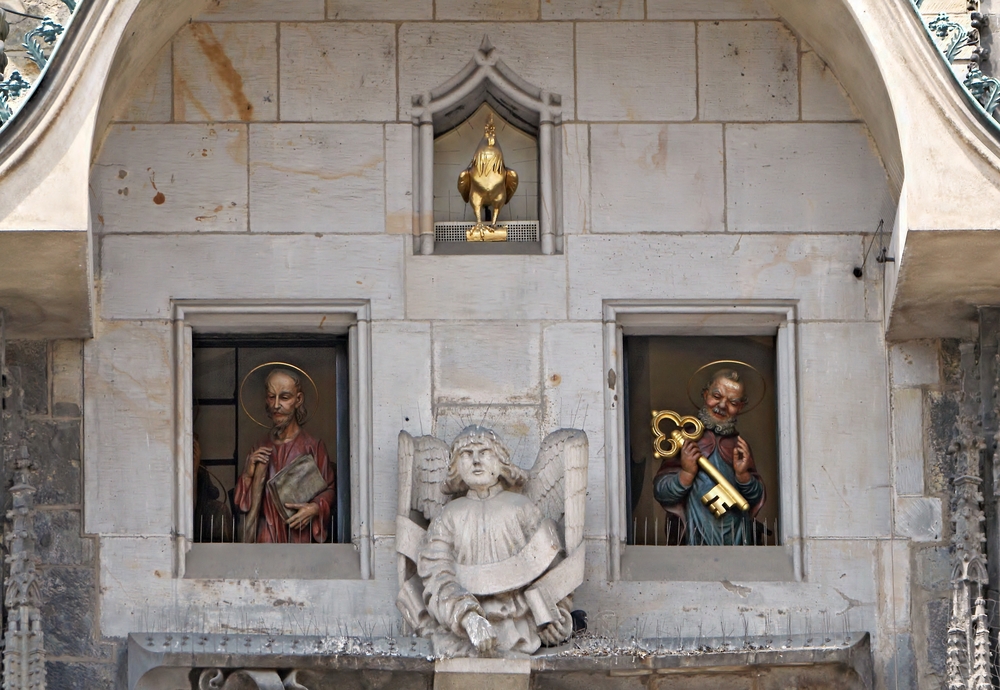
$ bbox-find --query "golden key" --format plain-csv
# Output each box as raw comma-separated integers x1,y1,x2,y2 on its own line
651,410,750,519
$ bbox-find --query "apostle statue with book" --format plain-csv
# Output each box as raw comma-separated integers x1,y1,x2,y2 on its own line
234,366,336,543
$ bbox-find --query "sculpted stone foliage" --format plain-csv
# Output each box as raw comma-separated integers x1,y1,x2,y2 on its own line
395,426,587,657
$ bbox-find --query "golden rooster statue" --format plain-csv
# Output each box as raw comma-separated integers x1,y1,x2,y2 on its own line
458,114,519,242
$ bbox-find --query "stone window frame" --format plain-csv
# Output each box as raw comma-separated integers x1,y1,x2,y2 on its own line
411,37,563,256
603,300,804,582
171,300,374,580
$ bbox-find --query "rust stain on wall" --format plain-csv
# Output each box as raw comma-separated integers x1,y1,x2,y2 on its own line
174,74,214,122
651,128,670,169
190,23,254,121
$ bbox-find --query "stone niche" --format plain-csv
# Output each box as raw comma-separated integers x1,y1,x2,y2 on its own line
411,37,562,256
433,103,539,227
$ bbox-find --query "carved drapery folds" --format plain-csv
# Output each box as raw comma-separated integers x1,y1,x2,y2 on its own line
198,669,286,690
411,36,563,256
395,427,587,657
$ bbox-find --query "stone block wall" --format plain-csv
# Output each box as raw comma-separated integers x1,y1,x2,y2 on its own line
84,2,911,688
3,340,125,688
885,340,959,688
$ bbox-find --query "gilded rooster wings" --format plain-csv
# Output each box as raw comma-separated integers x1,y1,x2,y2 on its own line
457,165,518,205
457,168,471,203
504,168,519,201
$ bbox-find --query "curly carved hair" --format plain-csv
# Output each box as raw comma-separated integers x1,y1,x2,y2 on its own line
444,425,527,495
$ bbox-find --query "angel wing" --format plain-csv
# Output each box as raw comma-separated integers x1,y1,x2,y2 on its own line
504,168,518,201
396,431,451,634
525,429,588,553
397,431,450,522
458,168,472,203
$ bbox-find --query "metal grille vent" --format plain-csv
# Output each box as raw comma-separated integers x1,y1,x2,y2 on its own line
434,221,539,243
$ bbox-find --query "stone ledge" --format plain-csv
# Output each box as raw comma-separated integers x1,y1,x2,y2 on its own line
128,632,872,689
184,543,362,580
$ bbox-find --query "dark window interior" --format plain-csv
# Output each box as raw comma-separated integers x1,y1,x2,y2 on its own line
192,334,350,544
624,335,779,546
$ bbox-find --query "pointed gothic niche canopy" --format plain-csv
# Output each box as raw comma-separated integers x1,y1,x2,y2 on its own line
411,36,563,255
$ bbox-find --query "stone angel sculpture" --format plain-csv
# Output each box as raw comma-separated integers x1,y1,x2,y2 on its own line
396,425,588,657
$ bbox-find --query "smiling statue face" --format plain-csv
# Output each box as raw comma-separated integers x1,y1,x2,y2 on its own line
457,440,503,492
265,371,303,431
702,376,746,424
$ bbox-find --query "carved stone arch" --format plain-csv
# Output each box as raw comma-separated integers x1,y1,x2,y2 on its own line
411,36,563,255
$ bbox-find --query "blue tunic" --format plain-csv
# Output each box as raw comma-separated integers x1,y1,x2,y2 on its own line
653,443,764,545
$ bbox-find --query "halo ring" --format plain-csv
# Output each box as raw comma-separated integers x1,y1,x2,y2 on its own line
686,359,767,414
239,362,320,428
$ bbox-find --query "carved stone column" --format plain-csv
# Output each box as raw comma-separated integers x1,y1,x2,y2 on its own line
0,311,46,690
945,342,992,689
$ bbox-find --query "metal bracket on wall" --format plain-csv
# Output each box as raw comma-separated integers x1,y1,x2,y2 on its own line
853,219,894,279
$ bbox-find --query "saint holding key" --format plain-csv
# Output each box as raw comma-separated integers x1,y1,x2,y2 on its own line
653,365,766,545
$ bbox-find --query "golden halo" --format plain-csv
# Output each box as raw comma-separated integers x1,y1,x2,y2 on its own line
686,359,767,414
239,362,320,428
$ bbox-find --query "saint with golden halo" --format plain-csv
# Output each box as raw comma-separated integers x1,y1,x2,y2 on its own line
233,362,336,544
652,360,767,546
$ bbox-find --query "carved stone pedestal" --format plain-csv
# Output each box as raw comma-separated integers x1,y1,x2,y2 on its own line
433,658,530,690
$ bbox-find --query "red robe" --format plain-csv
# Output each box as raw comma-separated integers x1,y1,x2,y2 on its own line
234,430,336,543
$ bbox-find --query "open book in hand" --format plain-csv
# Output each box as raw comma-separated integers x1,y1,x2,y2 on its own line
266,453,328,524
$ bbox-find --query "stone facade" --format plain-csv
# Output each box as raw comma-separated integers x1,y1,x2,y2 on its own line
84,4,907,688
3,340,124,688
3,0,998,688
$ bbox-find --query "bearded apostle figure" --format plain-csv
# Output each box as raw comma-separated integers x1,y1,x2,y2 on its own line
234,367,336,543
653,368,766,545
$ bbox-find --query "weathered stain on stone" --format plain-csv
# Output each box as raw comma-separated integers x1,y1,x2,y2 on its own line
249,156,383,182
940,339,962,389
173,74,215,122
651,128,669,169
189,23,254,122
925,389,959,497
926,598,949,675
6,340,48,415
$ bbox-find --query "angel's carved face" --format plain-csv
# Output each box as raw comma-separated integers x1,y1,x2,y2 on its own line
456,440,502,492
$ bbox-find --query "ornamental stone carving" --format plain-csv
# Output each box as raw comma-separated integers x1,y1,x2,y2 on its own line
395,426,587,657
